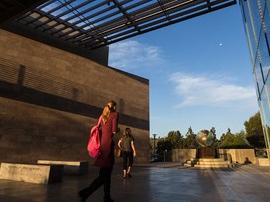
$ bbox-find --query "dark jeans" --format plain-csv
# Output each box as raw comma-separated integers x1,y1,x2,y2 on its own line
122,151,133,170
79,167,113,199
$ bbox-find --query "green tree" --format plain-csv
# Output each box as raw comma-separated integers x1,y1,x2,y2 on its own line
219,130,251,149
210,126,219,147
244,112,265,148
156,139,172,157
166,130,184,149
183,127,199,149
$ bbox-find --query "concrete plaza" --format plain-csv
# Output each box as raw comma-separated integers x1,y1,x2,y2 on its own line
0,164,270,202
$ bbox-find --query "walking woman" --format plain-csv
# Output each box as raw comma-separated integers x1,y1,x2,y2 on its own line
118,128,136,178
79,100,119,202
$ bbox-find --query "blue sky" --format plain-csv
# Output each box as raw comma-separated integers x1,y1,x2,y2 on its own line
109,4,258,138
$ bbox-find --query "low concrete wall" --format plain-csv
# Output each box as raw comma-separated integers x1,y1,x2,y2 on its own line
219,149,256,164
171,149,196,164
172,149,257,165
0,163,63,184
256,158,270,166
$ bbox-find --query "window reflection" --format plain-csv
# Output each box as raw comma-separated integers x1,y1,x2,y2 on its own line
248,0,262,36
254,56,264,92
243,0,259,62
257,31,270,81
240,0,270,155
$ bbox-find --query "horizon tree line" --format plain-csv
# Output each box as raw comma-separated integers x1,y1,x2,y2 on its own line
151,112,265,157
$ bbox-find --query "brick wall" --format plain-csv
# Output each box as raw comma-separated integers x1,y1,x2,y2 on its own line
0,29,150,164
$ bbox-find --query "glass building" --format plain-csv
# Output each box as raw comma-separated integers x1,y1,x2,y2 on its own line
240,0,270,158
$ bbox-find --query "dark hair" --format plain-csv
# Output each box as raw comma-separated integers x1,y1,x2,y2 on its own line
124,128,131,136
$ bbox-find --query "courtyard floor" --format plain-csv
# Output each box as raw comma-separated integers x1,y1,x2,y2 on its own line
0,164,270,202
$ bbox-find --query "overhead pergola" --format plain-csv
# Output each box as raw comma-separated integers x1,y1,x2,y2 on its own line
1,0,236,50
0,0,49,23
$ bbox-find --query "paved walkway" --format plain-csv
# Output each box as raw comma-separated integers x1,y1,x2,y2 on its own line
0,164,270,202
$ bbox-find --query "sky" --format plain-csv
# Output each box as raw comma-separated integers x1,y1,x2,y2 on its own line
108,4,259,138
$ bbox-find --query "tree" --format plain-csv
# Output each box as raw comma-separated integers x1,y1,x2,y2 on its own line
183,127,199,149
226,128,232,135
156,139,172,157
244,112,265,148
210,127,216,139
166,130,184,149
219,129,234,148
210,127,219,147
219,130,251,149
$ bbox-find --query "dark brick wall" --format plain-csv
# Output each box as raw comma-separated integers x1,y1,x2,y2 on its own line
0,29,150,164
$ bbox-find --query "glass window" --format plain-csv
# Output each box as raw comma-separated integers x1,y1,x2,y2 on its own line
242,0,258,62
263,79,270,124
263,7,270,49
262,1,270,32
260,0,267,14
265,0,270,17
254,55,265,92
248,0,263,36
262,84,270,149
257,31,270,81
246,0,260,40
258,101,269,151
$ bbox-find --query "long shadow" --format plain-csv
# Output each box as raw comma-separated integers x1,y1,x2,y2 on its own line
0,64,148,130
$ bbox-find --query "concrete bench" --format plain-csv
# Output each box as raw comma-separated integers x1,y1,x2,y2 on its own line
0,163,63,184
37,160,88,175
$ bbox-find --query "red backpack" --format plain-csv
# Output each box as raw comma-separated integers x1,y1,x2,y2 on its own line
87,117,102,159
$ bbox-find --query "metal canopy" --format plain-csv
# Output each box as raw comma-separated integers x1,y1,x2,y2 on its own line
0,0,49,23
7,0,236,49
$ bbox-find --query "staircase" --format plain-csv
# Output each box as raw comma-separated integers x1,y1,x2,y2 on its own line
185,158,231,168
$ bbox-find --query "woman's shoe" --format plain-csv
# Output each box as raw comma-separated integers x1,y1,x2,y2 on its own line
78,195,86,202
104,196,114,202
78,191,86,202
79,196,86,202
127,173,132,178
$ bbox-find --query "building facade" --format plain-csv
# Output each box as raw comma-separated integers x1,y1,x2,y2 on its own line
240,0,270,157
0,29,150,164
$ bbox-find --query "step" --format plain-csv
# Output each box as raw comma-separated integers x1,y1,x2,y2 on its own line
197,161,229,165
184,163,192,167
198,158,225,162
194,164,230,168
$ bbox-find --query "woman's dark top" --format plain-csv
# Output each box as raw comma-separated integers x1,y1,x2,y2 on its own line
121,135,134,152
94,112,118,168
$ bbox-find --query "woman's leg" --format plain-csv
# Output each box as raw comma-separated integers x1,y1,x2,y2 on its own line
79,168,105,199
127,152,134,177
122,151,128,177
103,167,113,201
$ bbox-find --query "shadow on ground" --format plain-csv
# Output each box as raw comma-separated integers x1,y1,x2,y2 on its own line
1,164,270,202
